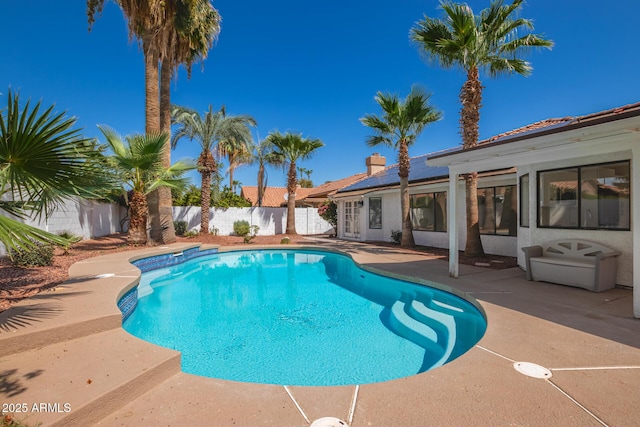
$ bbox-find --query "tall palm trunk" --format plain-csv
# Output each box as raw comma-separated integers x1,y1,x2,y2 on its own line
147,60,177,244
398,140,415,248
228,157,235,190
142,39,161,244
461,66,484,257
257,163,265,207
129,191,148,245
285,162,297,234
200,170,212,233
199,149,216,233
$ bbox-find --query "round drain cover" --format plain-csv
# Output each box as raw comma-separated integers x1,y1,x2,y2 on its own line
310,417,349,427
513,362,552,379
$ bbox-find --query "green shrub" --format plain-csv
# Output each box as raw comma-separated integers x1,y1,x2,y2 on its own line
184,230,199,238
57,231,82,255
174,221,188,236
233,220,251,237
243,225,259,243
280,237,290,244
390,230,402,245
9,242,54,267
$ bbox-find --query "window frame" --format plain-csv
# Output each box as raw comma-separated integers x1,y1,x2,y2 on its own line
520,174,530,228
477,184,517,236
410,191,447,232
536,160,630,231
368,197,382,229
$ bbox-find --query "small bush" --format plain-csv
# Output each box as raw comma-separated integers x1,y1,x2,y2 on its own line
390,230,402,245
280,237,290,244
233,220,251,237
243,225,259,244
174,221,188,236
184,230,199,238
9,242,55,267
57,231,82,255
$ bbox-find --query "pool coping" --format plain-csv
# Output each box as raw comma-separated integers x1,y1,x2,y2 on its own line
1,239,640,426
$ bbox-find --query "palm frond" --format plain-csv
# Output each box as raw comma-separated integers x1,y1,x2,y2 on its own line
0,215,70,252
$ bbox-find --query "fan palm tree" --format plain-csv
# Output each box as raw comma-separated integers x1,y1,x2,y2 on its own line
88,0,171,134
247,137,283,207
360,87,442,248
266,132,323,235
99,126,193,245
411,0,553,256
218,133,255,191
150,0,221,244
0,89,114,251
171,105,256,233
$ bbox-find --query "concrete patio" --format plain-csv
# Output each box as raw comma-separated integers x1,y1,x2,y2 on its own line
1,239,639,426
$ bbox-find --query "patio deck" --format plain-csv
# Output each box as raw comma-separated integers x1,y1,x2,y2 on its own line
1,239,639,426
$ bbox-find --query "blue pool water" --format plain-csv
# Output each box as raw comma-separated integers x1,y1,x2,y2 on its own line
123,249,486,386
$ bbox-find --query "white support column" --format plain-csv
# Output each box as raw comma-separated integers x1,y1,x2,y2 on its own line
448,168,459,277
633,146,640,318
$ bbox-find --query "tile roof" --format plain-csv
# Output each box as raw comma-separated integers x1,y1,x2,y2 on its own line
429,101,640,160
240,186,314,207
307,173,368,199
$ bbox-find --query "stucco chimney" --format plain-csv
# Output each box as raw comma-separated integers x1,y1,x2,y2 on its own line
366,153,386,175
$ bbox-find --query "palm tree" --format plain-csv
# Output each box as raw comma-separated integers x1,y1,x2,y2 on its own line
411,0,553,256
0,89,114,251
171,105,257,233
360,87,441,248
99,126,193,245
247,137,282,207
266,132,323,235
218,131,255,190
150,0,221,244
87,0,170,134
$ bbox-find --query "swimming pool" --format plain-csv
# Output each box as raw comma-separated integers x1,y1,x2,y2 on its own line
122,249,486,386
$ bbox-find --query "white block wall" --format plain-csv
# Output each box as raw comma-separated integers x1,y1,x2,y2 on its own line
0,198,126,254
173,206,333,236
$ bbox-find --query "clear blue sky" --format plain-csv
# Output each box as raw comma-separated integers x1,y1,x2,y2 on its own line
2,0,639,189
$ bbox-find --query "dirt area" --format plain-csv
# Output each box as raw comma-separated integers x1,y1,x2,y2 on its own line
0,233,517,312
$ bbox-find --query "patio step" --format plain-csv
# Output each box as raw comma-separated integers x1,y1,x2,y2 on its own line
0,328,180,427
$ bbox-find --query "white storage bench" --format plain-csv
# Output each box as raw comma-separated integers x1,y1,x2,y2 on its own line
521,239,621,292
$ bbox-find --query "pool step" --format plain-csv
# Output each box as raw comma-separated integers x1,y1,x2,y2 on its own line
0,328,181,427
388,299,456,369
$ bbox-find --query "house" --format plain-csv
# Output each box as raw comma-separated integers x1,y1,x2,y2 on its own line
332,102,640,318
332,153,517,256
303,172,368,206
426,102,639,318
240,186,315,207
241,172,367,208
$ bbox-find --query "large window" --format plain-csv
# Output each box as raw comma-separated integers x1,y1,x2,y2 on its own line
369,197,382,229
520,174,530,227
478,185,517,236
410,192,446,232
538,161,630,230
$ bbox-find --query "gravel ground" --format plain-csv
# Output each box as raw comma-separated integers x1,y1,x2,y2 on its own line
0,233,517,312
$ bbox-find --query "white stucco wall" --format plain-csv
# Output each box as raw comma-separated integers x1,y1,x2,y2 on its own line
173,206,333,236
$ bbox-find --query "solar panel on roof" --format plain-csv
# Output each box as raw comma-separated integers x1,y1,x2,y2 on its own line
337,154,449,193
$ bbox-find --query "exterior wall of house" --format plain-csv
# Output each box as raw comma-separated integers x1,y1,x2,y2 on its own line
335,173,518,257
517,150,633,287
173,206,333,236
